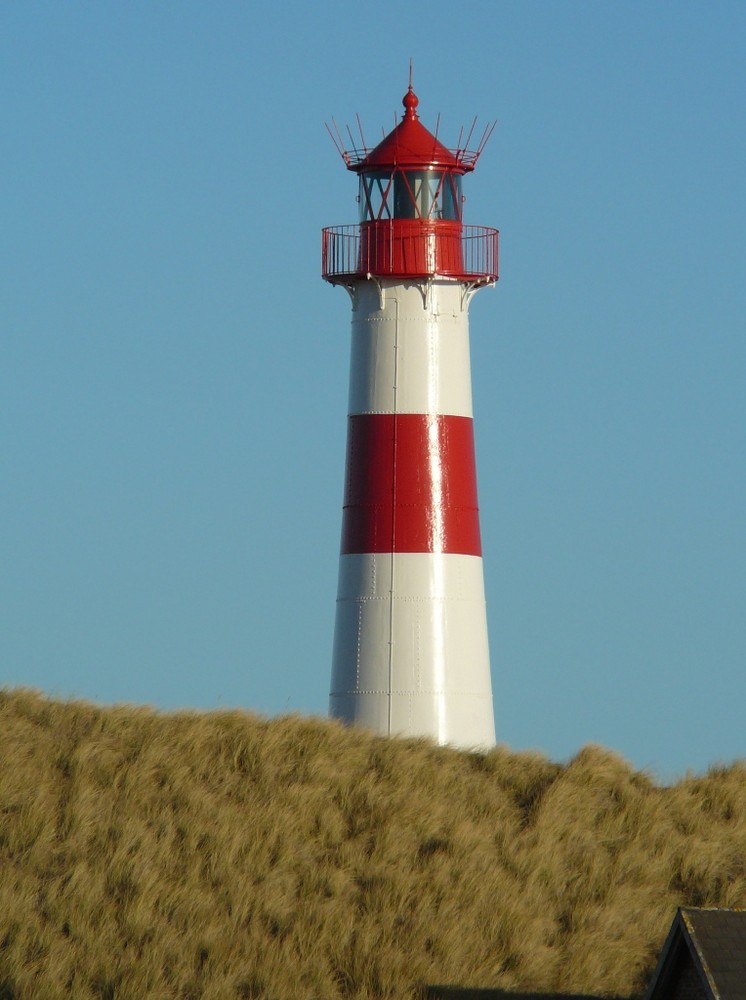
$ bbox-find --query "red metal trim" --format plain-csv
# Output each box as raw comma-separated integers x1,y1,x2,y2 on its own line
341,413,482,556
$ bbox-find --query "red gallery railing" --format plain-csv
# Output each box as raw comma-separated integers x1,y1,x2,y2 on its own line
322,223,499,284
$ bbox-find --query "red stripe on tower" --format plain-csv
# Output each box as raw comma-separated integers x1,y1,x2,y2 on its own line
341,414,481,555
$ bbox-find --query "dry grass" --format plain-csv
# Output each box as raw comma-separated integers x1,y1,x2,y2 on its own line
0,688,744,999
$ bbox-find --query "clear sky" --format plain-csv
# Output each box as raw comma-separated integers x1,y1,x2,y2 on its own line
2,1,744,781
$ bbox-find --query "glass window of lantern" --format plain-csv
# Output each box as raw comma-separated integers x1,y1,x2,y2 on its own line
359,172,393,221
392,170,462,220
442,174,463,221
393,170,427,219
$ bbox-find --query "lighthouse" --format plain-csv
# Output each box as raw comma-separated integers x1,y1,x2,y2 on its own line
322,83,498,749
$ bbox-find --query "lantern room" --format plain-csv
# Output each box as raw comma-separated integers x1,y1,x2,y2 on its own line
358,168,462,223
322,85,498,284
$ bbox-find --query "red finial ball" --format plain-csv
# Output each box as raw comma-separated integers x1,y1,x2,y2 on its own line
402,86,419,119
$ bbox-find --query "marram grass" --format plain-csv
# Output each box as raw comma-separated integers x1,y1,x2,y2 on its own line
0,689,744,999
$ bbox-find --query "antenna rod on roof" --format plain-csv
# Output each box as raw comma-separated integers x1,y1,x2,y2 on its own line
325,119,348,163
356,113,367,153
476,121,497,157
409,57,413,89
434,112,441,142
463,115,478,153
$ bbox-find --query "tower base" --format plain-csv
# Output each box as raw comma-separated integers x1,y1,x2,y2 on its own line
331,551,495,749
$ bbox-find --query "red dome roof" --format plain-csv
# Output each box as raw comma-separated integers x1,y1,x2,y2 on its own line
353,87,466,173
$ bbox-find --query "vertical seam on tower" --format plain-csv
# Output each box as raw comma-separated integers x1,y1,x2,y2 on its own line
355,601,363,693
414,614,419,692
387,293,399,737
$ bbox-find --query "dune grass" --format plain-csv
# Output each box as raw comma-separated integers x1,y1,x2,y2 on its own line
0,688,744,999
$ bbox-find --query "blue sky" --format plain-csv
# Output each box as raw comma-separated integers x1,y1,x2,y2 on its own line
2,1,744,781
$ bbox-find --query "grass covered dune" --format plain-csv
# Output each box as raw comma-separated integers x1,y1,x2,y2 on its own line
0,689,744,999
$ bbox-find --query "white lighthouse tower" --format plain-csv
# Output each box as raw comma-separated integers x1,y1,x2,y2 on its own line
322,83,498,749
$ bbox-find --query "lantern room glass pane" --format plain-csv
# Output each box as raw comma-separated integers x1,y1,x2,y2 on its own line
442,174,463,221
392,170,462,220
359,172,392,221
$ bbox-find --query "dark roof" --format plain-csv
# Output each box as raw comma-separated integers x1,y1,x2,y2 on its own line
644,907,746,1000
